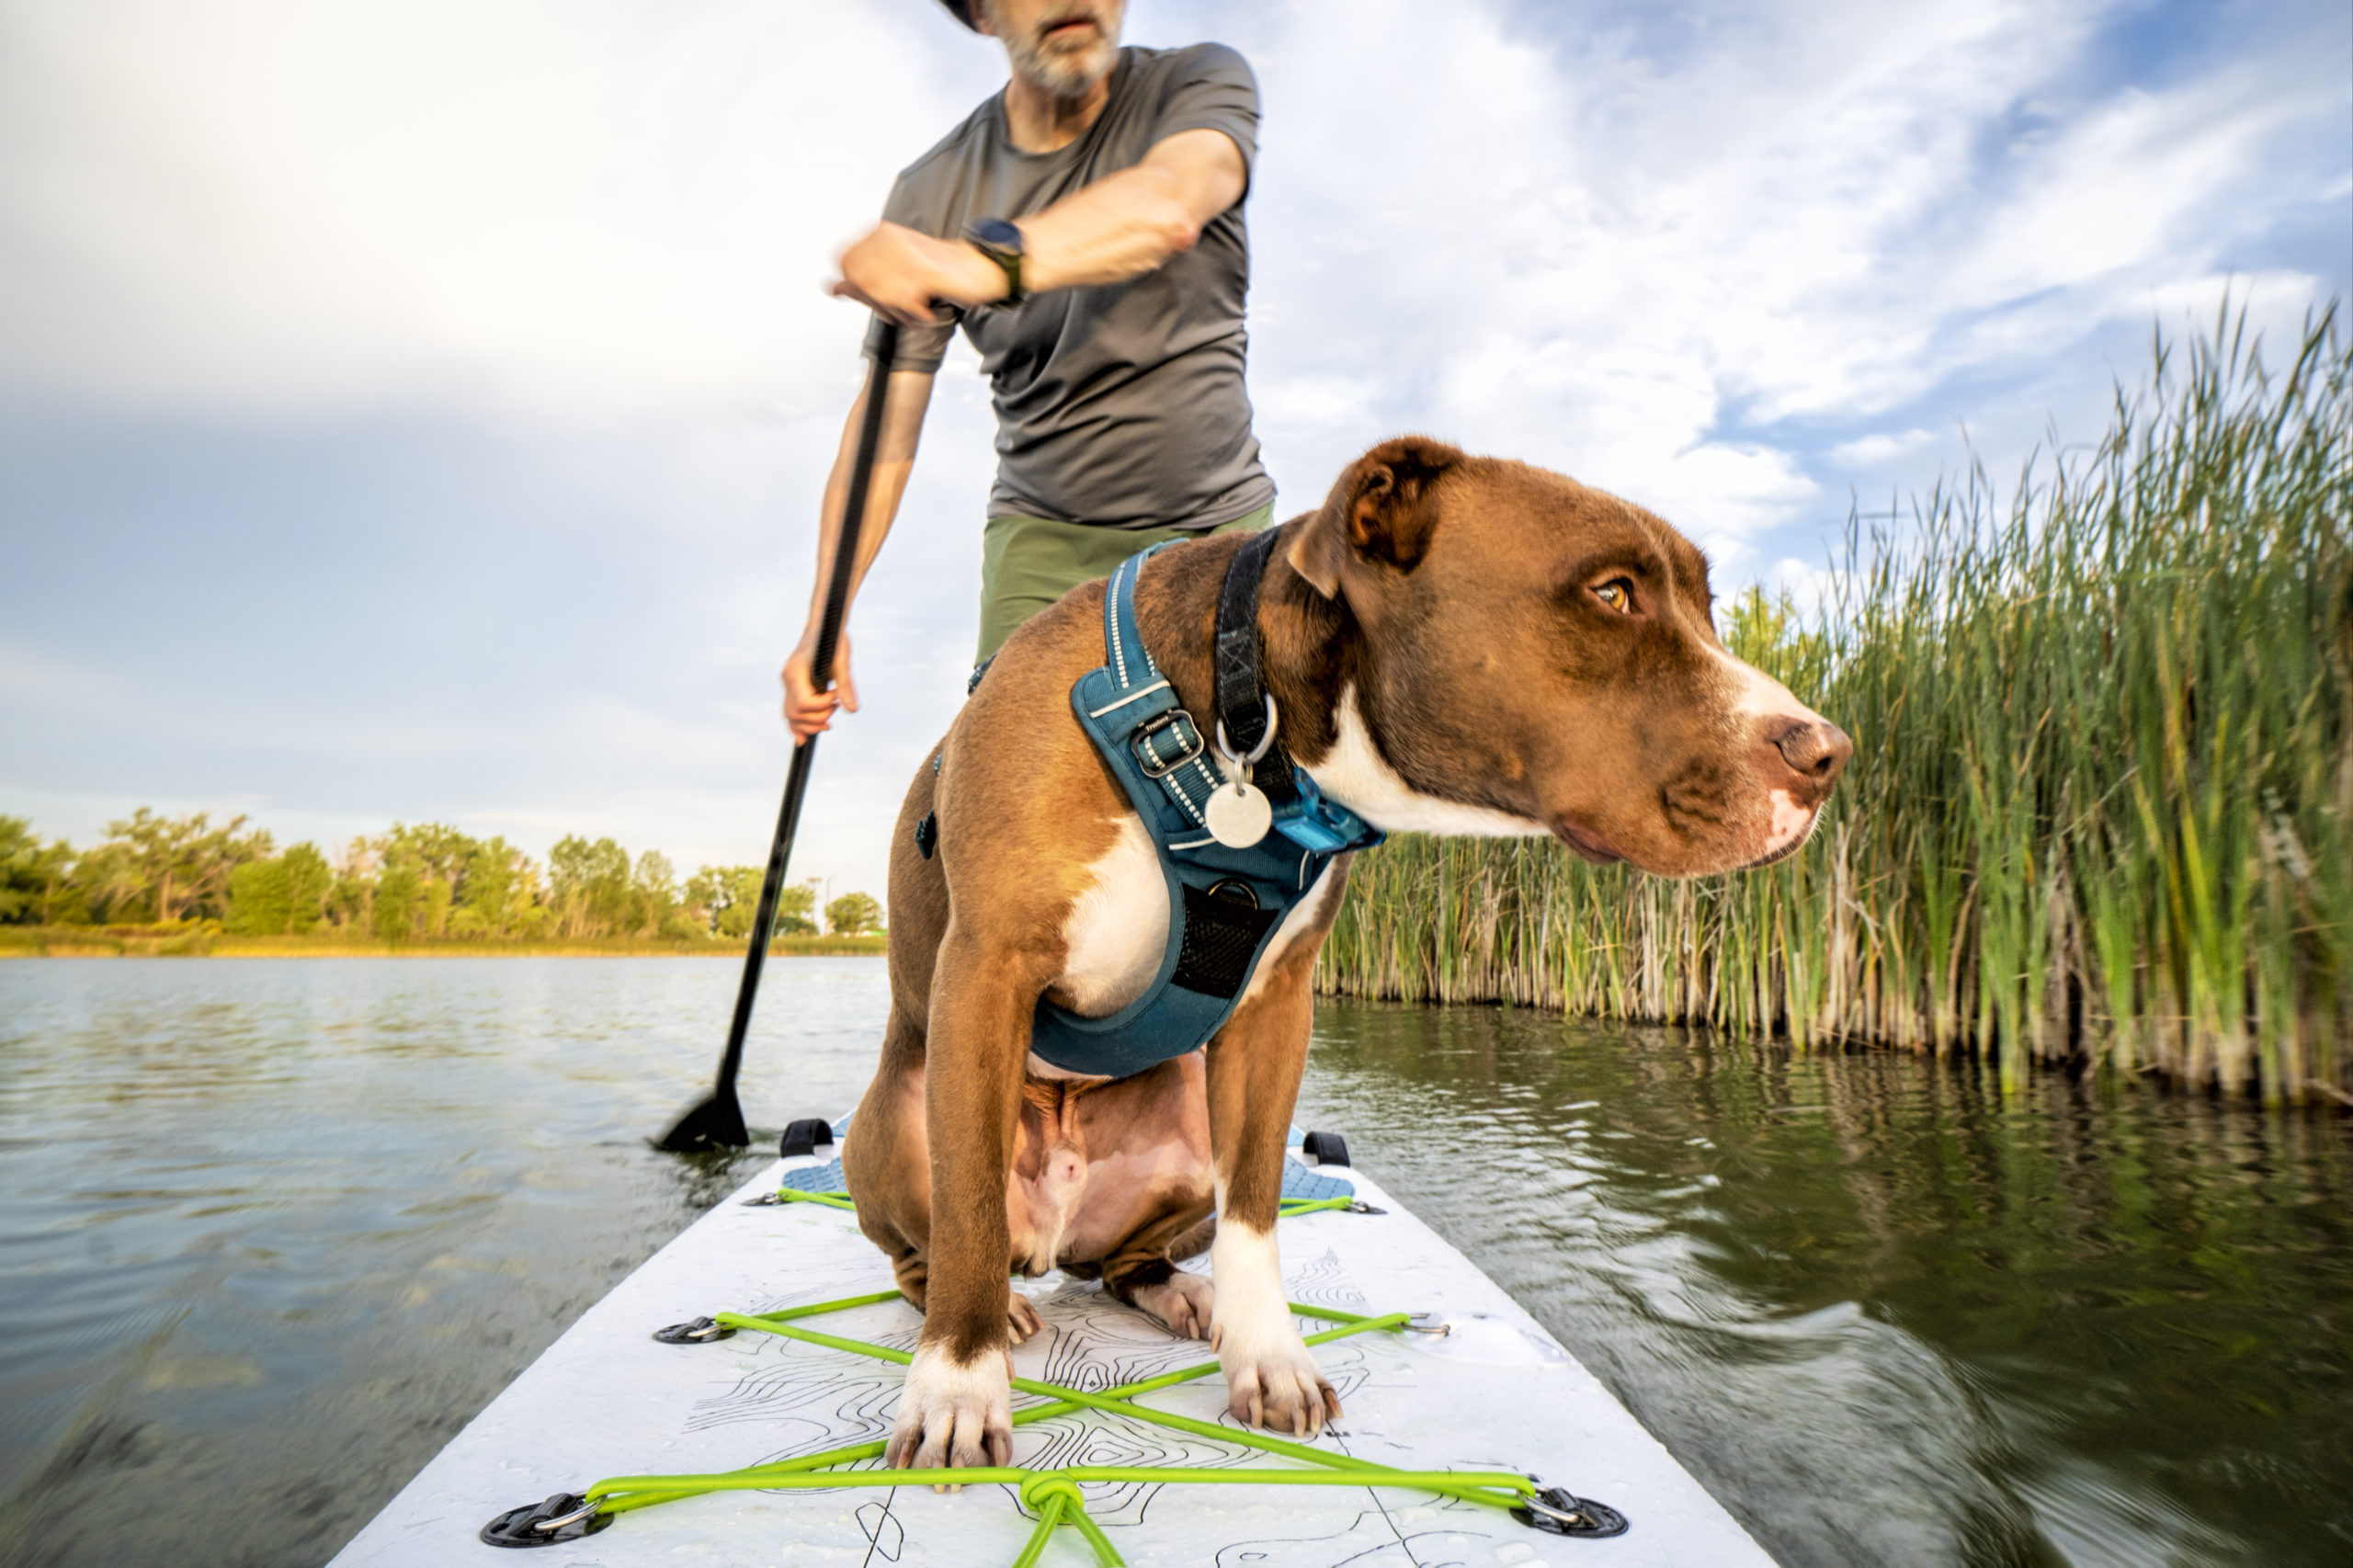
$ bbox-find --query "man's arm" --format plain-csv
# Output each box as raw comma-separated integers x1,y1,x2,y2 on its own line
780,368,936,741
1015,129,1246,291
831,128,1248,324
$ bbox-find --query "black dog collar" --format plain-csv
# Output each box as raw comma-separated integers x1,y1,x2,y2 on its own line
1213,527,1301,811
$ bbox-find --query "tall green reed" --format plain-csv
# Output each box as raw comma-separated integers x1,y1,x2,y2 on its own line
1318,309,2353,1102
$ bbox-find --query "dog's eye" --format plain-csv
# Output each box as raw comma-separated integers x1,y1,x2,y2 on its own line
1592,578,1636,614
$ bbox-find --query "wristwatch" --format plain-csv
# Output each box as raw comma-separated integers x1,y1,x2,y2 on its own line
962,217,1027,305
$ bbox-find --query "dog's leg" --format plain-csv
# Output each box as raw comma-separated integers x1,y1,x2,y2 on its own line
1204,979,1341,1437
846,1008,932,1289
885,926,1046,1474
1102,1203,1217,1339
1108,1254,1216,1339
896,1257,1045,1343
846,1031,1042,1346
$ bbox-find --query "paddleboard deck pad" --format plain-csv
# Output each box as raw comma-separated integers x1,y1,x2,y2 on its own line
331,1131,1769,1565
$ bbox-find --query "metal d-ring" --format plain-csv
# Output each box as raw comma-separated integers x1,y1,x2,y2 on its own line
653,1314,734,1344
1214,694,1279,767
479,1490,612,1548
533,1500,600,1535
1514,1479,1631,1538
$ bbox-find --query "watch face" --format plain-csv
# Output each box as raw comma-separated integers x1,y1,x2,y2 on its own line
969,217,1024,254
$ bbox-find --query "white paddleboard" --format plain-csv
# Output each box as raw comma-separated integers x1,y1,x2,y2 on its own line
330,1130,1770,1566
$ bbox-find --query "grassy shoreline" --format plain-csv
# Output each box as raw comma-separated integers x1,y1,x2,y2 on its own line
0,925,889,959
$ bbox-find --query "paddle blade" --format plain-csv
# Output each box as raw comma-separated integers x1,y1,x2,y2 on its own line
654,1089,750,1153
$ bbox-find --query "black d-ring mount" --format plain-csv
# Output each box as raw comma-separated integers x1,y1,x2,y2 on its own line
780,1119,835,1159
653,1314,733,1345
1300,1131,1351,1168
1514,1481,1630,1538
480,1492,611,1547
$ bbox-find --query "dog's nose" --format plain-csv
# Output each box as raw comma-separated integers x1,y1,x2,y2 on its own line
1771,718,1852,790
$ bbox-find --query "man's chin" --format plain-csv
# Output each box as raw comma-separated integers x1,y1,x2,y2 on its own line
1032,62,1112,99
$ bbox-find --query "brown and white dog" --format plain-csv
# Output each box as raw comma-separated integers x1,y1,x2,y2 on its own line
842,436,1850,1472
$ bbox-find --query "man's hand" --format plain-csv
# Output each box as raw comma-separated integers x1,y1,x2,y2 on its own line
832,222,1008,326
779,369,931,744
781,629,858,743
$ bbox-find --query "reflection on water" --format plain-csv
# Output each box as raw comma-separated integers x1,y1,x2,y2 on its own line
0,958,865,1568
0,960,2346,1566
1297,1004,2353,1567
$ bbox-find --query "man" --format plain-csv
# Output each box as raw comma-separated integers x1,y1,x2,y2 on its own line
781,0,1271,739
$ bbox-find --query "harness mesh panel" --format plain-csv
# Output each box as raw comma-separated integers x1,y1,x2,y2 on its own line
1169,884,1281,999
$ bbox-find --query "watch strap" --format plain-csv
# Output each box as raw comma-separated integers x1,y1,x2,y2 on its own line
962,219,1027,305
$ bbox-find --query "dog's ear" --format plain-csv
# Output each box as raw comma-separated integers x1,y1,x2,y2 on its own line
1288,436,1465,599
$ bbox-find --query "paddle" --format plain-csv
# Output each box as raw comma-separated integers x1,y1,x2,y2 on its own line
656,321,901,1153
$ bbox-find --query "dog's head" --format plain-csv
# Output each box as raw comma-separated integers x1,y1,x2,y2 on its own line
1286,436,1850,876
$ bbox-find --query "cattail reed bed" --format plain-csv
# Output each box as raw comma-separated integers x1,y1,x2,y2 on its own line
1317,310,2353,1103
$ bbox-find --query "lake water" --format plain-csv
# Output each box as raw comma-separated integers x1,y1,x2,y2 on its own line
0,958,2347,1566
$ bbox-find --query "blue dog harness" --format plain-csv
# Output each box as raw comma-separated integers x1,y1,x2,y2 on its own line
1020,532,1384,1080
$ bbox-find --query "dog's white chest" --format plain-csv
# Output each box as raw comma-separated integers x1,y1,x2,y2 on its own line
1047,815,1170,1027
1037,816,1341,1083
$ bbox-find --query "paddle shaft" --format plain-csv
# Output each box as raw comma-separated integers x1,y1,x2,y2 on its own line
701,321,901,1132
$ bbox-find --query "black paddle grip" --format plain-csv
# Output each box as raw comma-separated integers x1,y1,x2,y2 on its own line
813,319,899,689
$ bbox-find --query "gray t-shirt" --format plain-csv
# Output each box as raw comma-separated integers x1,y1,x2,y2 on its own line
864,44,1273,530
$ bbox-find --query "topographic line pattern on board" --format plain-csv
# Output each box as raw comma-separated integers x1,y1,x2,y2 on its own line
680,1256,1397,1531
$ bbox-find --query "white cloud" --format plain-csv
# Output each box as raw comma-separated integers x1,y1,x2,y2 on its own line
1829,429,1939,469
1762,557,1846,623
1218,0,2342,548
0,0,992,420
2137,270,2340,362
1249,372,1381,442
1945,74,2302,308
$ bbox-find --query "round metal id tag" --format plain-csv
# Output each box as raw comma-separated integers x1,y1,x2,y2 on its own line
1205,778,1274,847
1208,698,1281,848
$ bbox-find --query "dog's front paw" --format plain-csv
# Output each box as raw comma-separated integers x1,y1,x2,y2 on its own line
1008,1290,1043,1344
886,1343,1013,1483
1209,1221,1338,1437
1126,1270,1214,1339
1217,1331,1340,1437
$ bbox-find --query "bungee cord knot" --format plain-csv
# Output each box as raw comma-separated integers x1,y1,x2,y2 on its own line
1014,1476,1122,1568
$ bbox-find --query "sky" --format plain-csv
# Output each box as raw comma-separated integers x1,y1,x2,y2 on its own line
2,0,2347,911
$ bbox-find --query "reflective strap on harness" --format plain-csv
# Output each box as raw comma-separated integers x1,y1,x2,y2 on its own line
1097,547,1228,827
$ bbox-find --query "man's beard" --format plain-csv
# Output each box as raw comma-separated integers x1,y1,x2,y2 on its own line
997,3,1121,99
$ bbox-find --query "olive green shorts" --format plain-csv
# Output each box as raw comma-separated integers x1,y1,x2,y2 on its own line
975,503,1274,664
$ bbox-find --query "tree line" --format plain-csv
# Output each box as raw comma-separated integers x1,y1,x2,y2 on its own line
0,811,884,942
